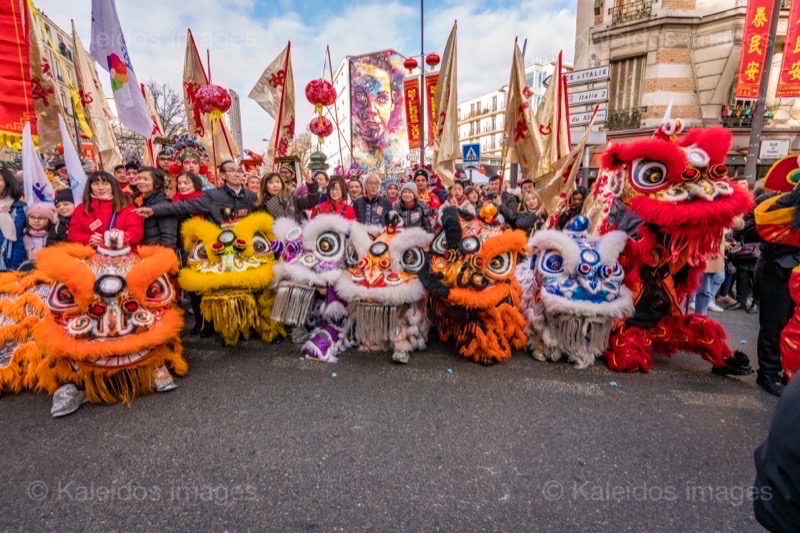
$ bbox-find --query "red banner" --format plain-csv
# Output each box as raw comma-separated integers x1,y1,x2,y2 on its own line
735,0,776,99
777,0,800,97
403,77,422,150
0,0,34,148
425,72,439,146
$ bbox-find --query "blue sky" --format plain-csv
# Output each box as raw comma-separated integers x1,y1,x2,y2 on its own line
38,0,577,149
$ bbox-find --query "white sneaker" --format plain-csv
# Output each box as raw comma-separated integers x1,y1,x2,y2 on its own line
153,366,177,392
708,302,724,313
51,384,87,417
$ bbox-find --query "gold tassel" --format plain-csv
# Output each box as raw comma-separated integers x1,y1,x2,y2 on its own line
255,290,287,343
200,291,259,346
81,361,159,406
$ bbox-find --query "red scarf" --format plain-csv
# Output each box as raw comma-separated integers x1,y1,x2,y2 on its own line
172,190,204,203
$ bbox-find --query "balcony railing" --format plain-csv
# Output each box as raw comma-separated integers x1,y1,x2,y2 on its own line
610,0,653,26
720,105,773,128
606,107,642,131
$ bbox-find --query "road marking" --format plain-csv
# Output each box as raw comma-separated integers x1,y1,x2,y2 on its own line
669,390,766,410
523,378,605,397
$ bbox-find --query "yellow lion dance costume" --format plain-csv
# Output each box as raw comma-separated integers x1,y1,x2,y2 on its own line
0,239,187,416
179,212,285,346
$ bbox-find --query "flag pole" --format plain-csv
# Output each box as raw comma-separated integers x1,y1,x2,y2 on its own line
419,0,426,168
499,38,518,182
326,45,348,166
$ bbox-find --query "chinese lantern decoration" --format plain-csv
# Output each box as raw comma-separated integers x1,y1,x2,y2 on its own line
305,79,337,144
195,84,232,129
309,116,334,143
425,53,440,68
403,57,419,72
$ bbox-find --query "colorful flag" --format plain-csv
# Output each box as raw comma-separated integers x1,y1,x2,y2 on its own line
425,72,439,147
735,0,776,99
776,0,800,98
72,20,121,171
501,40,541,181
26,0,64,152
58,115,88,202
248,42,295,163
22,122,55,206
183,29,240,171
90,0,152,136
0,0,33,149
431,22,459,187
534,51,571,178
403,78,422,150
141,83,165,167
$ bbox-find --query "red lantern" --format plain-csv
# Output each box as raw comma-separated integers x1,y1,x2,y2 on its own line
309,116,334,143
305,79,337,115
403,57,419,72
425,53,440,68
195,84,232,116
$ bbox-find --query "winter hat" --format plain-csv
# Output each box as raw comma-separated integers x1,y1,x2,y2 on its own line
412,169,429,181
55,188,74,205
27,202,57,224
401,182,418,196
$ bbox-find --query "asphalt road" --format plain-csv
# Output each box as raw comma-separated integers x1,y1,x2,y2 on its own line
0,309,777,532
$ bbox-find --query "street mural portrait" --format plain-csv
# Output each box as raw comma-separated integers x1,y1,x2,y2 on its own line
350,50,408,176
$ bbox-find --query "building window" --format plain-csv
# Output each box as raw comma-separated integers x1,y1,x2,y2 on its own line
492,95,497,112
491,116,496,131
609,55,645,112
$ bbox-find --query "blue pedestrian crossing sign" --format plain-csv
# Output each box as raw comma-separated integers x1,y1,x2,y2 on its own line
462,143,480,164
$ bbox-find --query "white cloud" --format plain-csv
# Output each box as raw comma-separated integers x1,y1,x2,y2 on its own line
36,0,575,153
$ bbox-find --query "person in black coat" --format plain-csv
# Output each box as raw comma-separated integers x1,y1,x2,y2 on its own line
137,161,257,226
482,175,518,226
353,174,393,226
397,182,431,233
134,167,178,247
556,186,588,230
47,188,75,246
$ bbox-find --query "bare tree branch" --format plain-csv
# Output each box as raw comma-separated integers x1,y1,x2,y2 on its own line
144,80,186,140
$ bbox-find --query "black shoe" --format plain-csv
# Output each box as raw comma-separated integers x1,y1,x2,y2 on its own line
756,373,784,397
712,351,754,376
726,302,744,311
190,323,203,335
200,327,216,339
746,304,760,315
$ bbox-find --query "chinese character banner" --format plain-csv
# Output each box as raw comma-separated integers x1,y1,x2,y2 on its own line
777,0,800,98
735,0,776,99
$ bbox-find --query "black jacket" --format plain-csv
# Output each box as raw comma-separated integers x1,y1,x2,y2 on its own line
258,182,320,223
46,215,70,246
142,191,178,247
483,191,518,225
151,185,258,226
515,211,546,236
397,200,432,233
353,195,393,226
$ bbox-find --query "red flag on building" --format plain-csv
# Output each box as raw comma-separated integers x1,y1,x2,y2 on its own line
735,0,777,99
776,0,800,98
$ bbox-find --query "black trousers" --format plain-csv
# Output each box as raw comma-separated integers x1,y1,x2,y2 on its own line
734,261,755,305
757,261,796,376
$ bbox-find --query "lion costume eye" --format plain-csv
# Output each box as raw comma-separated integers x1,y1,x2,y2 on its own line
144,276,174,306
316,232,343,258
487,252,513,277
190,241,208,262
401,247,425,273
540,250,564,274
252,233,270,255
431,232,447,255
598,263,623,279
631,159,669,192
49,283,78,312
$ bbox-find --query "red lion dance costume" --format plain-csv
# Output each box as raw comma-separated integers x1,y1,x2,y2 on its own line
591,120,754,374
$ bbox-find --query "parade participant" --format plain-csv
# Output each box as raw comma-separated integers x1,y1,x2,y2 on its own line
421,206,528,364
397,182,431,232
385,179,400,207
348,178,364,204
353,173,392,226
518,216,634,369
137,161,257,226
247,175,262,196
591,119,753,376
279,162,297,191
113,164,126,183
515,191,548,237
519,177,535,198
255,171,320,223
68,171,144,249
311,177,356,220
23,203,56,262
0,237,186,416
134,167,178,248
168,134,214,189
179,211,284,345
0,168,27,271
53,162,70,188
429,171,449,204
556,187,588,230
271,215,353,362
124,161,140,191
438,179,475,222
413,169,441,210
47,189,75,246
171,172,206,334
465,186,482,212
314,170,330,192
482,175,517,226
336,211,433,364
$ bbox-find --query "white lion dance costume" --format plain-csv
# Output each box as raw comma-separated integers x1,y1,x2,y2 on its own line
336,212,433,364
519,216,634,369
271,215,352,362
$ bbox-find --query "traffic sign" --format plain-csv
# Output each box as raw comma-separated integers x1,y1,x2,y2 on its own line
462,143,481,164
571,108,608,127
565,65,611,86
568,87,609,107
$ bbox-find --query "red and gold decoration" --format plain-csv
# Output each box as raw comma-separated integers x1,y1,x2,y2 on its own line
195,84,232,127
425,53,440,69
403,57,419,72
777,0,800,98
425,72,439,146
735,0,776,99
248,42,295,164
403,78,422,150
305,78,337,144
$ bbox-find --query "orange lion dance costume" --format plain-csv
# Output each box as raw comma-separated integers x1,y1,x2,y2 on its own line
421,206,527,365
0,234,186,416
590,119,754,374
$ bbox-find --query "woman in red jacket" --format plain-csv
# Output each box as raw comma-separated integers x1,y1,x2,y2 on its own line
311,176,356,220
69,171,144,249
